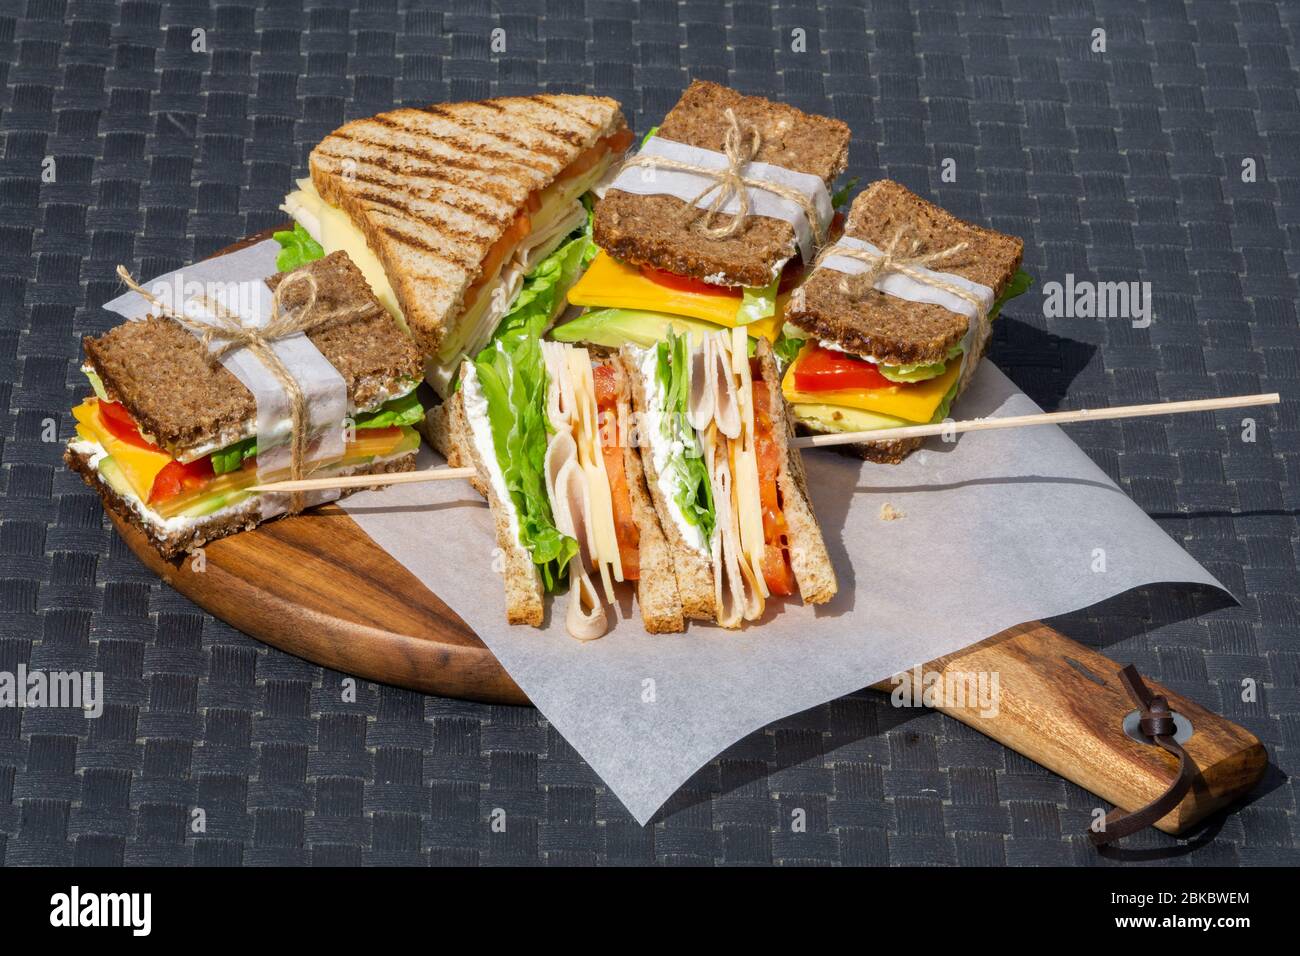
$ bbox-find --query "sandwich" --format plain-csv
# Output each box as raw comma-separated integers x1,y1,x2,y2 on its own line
427,323,684,636
619,328,837,628
780,180,1032,463
65,252,425,559
552,81,853,357
276,94,632,395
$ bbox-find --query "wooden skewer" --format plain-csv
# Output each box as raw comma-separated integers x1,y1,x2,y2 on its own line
246,393,1280,493
247,466,476,494
790,392,1281,449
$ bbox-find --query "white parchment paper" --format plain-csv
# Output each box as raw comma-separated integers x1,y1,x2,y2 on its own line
341,362,1226,824
118,242,1225,825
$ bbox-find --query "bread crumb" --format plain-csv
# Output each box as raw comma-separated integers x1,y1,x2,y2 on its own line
879,503,905,521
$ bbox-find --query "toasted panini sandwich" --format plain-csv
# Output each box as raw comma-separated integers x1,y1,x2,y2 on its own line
620,329,837,628
277,94,632,394
781,181,1032,463
554,81,852,357
66,253,425,559
428,329,684,636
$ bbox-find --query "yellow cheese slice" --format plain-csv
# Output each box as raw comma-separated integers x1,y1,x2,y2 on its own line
72,399,174,501
781,354,961,424
568,252,784,342
284,180,406,329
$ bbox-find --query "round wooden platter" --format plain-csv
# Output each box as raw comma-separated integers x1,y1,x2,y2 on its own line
98,229,1267,832
109,505,527,705
98,225,513,704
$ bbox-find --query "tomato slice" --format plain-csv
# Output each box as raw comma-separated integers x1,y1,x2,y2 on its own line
792,344,894,393
556,128,633,184
463,210,531,312
593,362,640,580
750,372,796,597
639,265,738,297
148,457,214,504
97,400,160,450
605,127,634,155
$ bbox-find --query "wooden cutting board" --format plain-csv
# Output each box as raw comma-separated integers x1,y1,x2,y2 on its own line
107,504,1265,836
99,230,1267,836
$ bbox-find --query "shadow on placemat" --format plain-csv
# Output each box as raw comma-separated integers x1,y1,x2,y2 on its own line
989,316,1097,413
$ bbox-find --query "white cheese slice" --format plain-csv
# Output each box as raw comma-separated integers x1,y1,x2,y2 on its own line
282,180,405,330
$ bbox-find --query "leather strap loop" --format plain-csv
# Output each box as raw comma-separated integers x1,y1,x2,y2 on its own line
1089,665,1198,846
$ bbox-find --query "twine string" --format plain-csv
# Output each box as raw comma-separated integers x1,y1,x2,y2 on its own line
115,264,366,514
814,225,981,313
621,108,826,245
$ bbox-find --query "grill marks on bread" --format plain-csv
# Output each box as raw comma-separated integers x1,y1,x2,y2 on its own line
309,94,625,357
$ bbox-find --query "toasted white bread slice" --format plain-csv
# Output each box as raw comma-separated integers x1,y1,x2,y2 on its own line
425,389,544,627
752,339,837,605
309,95,625,359
617,348,718,623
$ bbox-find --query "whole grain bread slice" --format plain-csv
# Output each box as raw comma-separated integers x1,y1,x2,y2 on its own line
309,94,626,358
786,180,1023,366
65,443,416,561
425,388,545,627
84,251,423,460
594,81,850,288
618,346,717,623
605,354,685,634
752,340,837,605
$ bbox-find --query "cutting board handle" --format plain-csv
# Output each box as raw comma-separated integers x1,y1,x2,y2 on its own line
876,622,1267,837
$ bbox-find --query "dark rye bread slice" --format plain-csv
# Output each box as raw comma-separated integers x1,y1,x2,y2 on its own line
594,81,850,288
65,443,417,560
83,252,423,461
786,179,1024,366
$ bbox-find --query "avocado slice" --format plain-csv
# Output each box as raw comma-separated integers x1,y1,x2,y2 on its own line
551,308,727,350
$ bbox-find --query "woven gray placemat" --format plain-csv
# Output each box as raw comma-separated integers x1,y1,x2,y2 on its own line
0,0,1295,865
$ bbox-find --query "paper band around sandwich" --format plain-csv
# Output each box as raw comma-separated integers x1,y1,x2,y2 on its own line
610,109,834,263
115,265,360,517
810,229,997,395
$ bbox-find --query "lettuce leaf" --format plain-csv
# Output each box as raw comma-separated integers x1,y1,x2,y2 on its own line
486,219,597,357
654,332,716,544
736,277,779,325
206,391,425,475
772,329,806,368
989,268,1033,321
273,223,324,272
353,389,424,429
210,437,256,475
474,333,578,592
831,176,859,210
468,221,592,592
